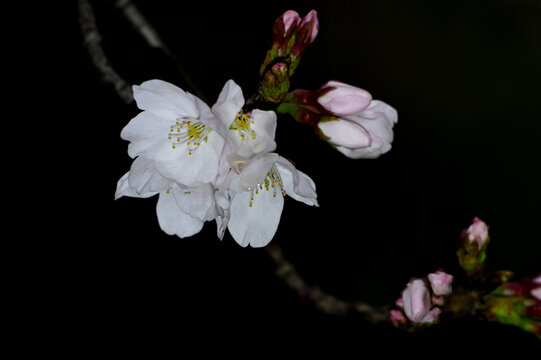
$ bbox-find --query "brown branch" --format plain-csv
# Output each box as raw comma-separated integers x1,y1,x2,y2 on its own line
111,0,207,102
265,242,390,324
78,0,134,103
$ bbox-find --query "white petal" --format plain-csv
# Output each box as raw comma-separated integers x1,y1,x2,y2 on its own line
193,95,226,139
228,188,284,247
172,184,216,221
229,153,279,192
156,191,204,238
121,111,179,161
339,100,397,159
214,189,231,240
133,80,198,117
212,80,245,129
154,130,225,187
229,109,277,158
275,157,318,206
115,172,158,199
420,308,441,324
128,157,170,195
531,287,541,301
317,118,371,149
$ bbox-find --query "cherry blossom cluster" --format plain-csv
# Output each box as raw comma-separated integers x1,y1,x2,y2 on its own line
115,79,318,247
115,10,397,247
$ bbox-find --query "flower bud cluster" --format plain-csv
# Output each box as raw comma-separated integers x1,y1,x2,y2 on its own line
485,273,541,336
258,10,319,104
390,270,454,328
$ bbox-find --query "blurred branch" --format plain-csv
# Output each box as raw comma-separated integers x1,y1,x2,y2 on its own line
265,242,390,324
78,0,134,104
111,0,207,102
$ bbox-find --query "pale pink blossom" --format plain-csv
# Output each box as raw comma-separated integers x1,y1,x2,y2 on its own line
402,279,431,323
428,270,454,296
466,217,489,247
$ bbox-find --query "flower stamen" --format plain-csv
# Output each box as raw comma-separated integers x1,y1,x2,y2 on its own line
231,111,257,142
247,165,286,208
169,116,209,155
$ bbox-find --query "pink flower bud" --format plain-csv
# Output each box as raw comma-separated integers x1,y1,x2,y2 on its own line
466,217,489,247
431,296,444,305
390,309,407,327
290,10,319,62
273,10,300,39
402,279,431,323
428,270,454,296
298,10,319,45
282,10,300,34
317,119,371,149
317,81,372,116
419,308,441,324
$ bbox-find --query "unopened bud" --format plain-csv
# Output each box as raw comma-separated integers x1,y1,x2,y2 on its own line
428,270,454,296
272,10,301,57
457,217,491,278
317,81,372,116
317,118,371,149
466,217,489,248
290,10,319,74
402,279,431,323
295,10,319,46
390,309,407,327
260,61,291,104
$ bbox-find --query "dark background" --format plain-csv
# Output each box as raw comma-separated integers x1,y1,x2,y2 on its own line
68,0,540,354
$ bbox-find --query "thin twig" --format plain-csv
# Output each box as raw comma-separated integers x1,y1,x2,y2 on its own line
112,0,207,102
78,0,134,103
265,242,390,324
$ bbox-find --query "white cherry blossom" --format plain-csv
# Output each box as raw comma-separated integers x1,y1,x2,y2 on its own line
212,79,277,159
120,79,225,187
217,153,318,248
115,157,217,238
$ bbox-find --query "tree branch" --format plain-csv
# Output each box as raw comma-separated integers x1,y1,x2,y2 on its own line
111,0,207,102
265,242,390,324
78,0,133,104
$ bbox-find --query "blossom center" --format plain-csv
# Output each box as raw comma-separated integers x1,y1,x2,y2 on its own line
168,117,210,155
231,111,257,142
247,165,286,208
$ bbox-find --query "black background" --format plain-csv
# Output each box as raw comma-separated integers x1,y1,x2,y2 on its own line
67,0,540,354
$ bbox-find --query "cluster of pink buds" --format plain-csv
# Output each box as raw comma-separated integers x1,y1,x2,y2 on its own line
485,273,541,335
258,10,319,104
390,270,454,327
261,10,319,76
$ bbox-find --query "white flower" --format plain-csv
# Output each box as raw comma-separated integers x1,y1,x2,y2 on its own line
318,100,398,159
115,157,217,238
212,80,277,159
121,80,225,187
217,153,318,248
